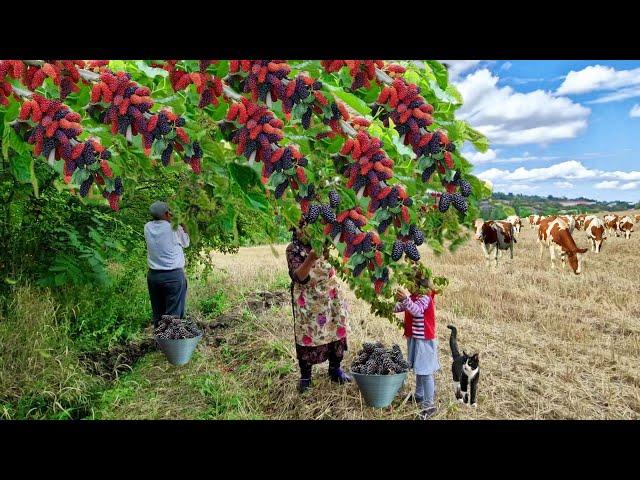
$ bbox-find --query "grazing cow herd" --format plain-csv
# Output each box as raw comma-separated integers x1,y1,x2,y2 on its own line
475,211,637,274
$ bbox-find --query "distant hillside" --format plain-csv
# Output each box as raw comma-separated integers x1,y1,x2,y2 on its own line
479,192,639,220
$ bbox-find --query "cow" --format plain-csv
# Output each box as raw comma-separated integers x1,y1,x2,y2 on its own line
506,215,522,234
557,215,576,233
537,216,588,274
534,215,547,229
542,215,575,234
603,214,620,237
583,216,606,253
618,216,634,239
574,214,587,230
635,214,640,223
474,219,517,266
529,214,540,229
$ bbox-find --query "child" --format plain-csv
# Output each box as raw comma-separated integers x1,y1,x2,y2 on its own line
394,278,439,420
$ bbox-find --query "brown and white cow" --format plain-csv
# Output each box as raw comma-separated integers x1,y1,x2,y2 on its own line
635,214,640,223
618,216,634,239
537,217,588,274
583,216,606,253
529,214,540,229
603,214,620,237
542,215,575,234
558,215,576,233
474,219,516,266
574,214,587,230
506,215,522,234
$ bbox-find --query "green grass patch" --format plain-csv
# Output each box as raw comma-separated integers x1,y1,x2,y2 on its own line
191,373,261,420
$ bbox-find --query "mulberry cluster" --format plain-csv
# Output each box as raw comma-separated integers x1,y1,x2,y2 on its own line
340,131,394,199
21,61,86,99
227,97,284,164
351,342,409,375
321,60,384,90
269,146,309,199
0,60,24,106
438,191,468,215
154,315,202,340
89,71,200,174
377,78,434,145
90,70,153,138
280,74,327,127
17,94,121,208
230,60,291,104
437,171,470,214
391,238,421,262
170,69,224,109
323,101,351,135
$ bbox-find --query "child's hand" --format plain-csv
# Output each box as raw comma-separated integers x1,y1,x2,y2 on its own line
395,289,407,301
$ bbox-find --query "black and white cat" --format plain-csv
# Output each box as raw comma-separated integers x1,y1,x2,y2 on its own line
447,325,480,407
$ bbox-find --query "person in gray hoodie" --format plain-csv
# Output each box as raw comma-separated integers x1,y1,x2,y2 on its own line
144,201,190,327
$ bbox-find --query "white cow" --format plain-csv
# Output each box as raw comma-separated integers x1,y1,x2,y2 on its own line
505,215,522,234
474,219,517,266
584,216,606,253
618,216,634,239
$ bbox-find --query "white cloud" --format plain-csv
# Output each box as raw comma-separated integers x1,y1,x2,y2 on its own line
556,65,640,96
455,69,590,146
463,148,567,165
555,181,574,189
630,104,640,118
588,86,640,104
477,160,640,184
620,182,639,191
438,60,482,81
465,148,498,164
595,181,619,189
501,62,512,71
509,184,537,192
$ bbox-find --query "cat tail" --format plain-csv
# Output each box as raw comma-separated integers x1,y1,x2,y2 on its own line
447,325,460,358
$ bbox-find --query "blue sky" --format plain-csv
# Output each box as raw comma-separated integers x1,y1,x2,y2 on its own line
441,60,640,202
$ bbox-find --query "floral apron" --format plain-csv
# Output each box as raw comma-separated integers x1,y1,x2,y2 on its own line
291,258,349,348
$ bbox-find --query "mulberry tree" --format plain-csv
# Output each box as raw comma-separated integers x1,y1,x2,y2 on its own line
0,59,490,320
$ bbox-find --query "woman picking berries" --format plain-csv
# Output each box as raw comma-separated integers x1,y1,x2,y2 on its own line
286,219,351,393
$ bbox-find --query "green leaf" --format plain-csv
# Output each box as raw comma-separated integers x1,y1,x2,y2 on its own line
71,168,90,185
425,61,449,90
244,191,269,212
108,60,126,71
427,238,444,254
135,61,169,79
2,125,30,159
329,87,371,115
229,162,261,190
466,125,489,153
4,100,20,123
10,155,39,196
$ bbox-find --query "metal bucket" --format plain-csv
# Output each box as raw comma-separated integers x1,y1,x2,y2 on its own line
350,370,408,408
155,334,202,366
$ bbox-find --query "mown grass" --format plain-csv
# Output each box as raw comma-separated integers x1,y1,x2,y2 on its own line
0,286,103,419
3,212,638,420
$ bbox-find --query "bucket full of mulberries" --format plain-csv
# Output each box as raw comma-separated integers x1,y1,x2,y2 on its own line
350,342,409,408
154,315,203,366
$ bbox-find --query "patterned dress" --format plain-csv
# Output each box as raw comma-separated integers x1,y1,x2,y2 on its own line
286,239,349,365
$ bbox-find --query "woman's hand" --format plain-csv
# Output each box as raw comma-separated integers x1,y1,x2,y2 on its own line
307,249,320,262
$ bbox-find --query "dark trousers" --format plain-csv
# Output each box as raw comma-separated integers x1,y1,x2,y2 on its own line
147,268,188,327
298,351,342,379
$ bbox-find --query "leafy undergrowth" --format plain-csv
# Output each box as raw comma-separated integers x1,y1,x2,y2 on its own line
0,286,103,419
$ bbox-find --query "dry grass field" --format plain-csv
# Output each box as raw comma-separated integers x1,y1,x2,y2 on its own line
87,211,639,420
190,210,639,420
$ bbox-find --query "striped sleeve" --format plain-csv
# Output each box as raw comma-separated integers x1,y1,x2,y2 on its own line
393,301,405,313
402,295,431,317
